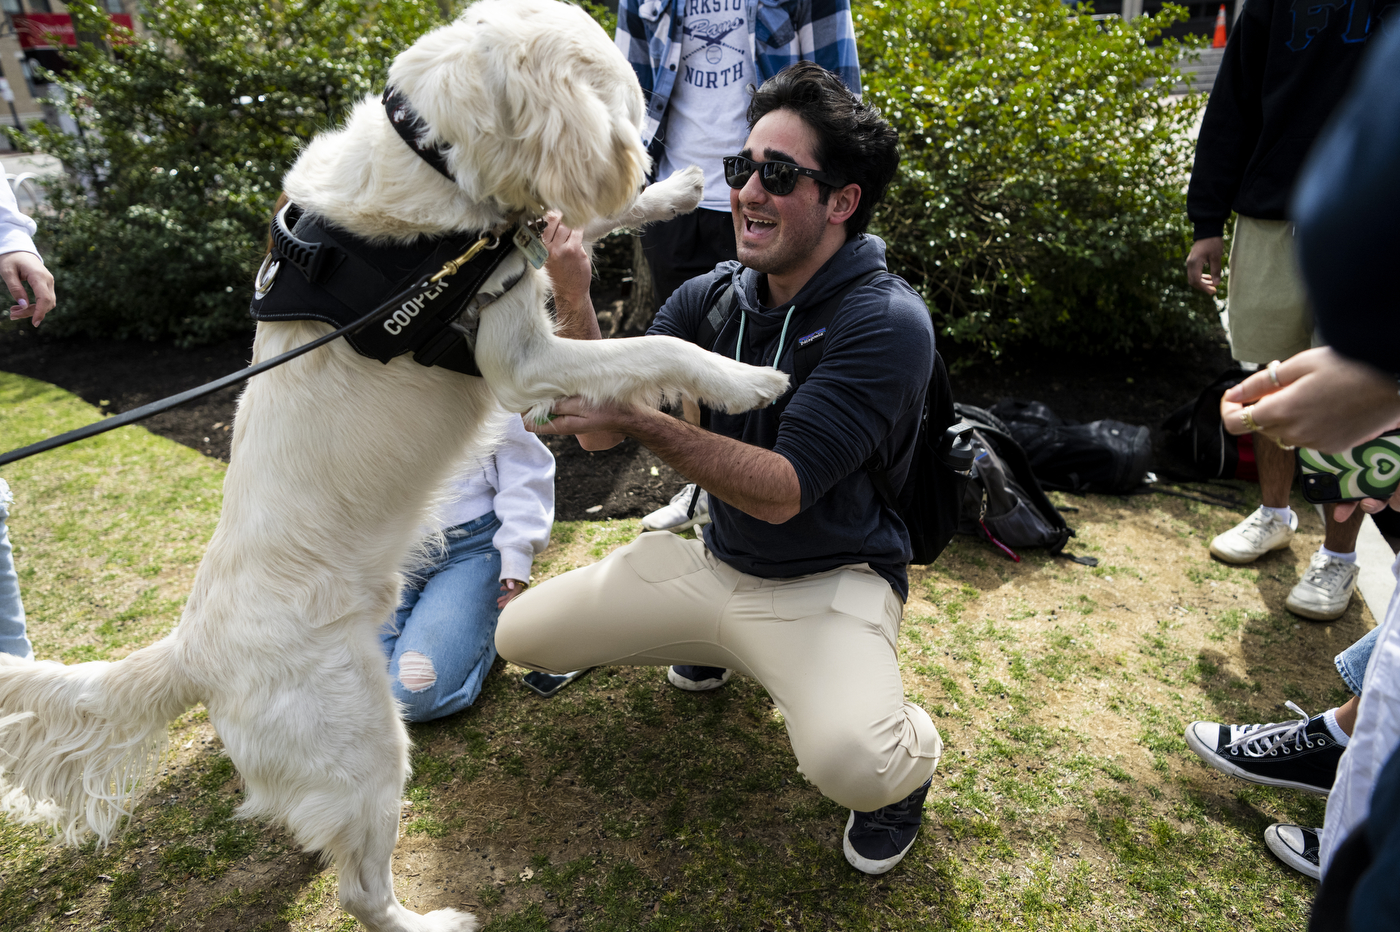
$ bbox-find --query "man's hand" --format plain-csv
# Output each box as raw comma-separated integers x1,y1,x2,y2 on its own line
2,250,55,326
1186,236,1224,295
524,395,630,451
541,213,597,339
525,395,802,523
1220,347,1400,452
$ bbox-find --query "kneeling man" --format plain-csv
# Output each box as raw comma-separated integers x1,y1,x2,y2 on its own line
497,61,942,874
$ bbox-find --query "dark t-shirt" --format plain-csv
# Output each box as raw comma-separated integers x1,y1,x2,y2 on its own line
647,234,934,599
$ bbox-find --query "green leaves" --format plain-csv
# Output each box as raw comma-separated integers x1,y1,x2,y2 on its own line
17,0,448,346
859,0,1216,356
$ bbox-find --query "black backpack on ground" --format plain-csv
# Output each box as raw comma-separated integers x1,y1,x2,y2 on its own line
988,398,1153,494
1161,367,1259,482
952,404,1098,565
697,270,969,565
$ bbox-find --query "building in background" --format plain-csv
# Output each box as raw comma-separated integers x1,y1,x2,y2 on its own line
0,0,140,139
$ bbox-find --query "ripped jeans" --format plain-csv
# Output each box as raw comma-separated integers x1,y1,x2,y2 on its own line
380,512,502,723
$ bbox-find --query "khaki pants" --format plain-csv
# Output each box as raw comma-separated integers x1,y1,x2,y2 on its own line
1226,215,1316,365
496,531,942,812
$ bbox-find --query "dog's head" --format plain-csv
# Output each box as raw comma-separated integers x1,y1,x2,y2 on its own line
388,0,649,229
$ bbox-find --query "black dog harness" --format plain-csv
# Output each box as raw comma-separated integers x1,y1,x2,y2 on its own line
248,202,545,376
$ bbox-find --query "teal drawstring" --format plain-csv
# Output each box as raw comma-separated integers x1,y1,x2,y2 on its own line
734,305,797,366
734,304,796,405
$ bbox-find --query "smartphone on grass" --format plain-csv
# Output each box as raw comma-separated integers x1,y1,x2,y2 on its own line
521,669,590,698
1299,429,1400,504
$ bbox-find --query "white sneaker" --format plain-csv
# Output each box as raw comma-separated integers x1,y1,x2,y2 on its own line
1286,551,1359,621
1209,506,1296,564
640,483,710,532
1263,823,1321,880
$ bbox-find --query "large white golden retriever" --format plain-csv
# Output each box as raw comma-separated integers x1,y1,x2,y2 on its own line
0,3,786,930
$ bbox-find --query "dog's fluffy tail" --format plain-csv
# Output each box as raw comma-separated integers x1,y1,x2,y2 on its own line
0,636,199,845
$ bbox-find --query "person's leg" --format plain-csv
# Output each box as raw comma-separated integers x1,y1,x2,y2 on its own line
1255,433,1296,509
385,515,503,723
1211,216,1313,565
725,565,941,811
1336,627,1379,703
0,479,33,660
1320,556,1400,874
1324,502,1365,554
718,564,942,873
496,530,740,675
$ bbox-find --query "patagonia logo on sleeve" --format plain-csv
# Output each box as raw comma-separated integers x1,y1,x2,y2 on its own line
797,327,827,348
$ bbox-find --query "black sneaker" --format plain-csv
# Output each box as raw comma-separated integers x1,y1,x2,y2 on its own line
1264,823,1322,880
843,776,932,875
1184,701,1342,796
667,665,732,691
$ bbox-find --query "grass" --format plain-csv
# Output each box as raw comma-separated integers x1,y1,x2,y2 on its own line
0,370,1371,931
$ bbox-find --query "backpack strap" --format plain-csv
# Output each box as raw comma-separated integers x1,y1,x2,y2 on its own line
696,278,742,353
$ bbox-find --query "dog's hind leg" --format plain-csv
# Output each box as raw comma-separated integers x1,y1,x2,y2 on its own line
215,663,475,932
324,793,477,932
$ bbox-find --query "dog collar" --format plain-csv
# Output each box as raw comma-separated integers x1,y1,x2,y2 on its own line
383,86,455,182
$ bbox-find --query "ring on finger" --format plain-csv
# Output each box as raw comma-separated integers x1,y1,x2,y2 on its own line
1267,359,1282,387
1240,405,1261,433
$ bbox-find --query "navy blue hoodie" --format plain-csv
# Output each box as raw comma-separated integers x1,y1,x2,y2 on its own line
648,234,934,600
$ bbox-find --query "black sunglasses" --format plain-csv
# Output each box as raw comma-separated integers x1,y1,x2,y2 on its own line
722,155,844,196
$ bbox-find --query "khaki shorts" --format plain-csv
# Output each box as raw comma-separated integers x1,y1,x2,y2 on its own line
1225,215,1316,365
496,530,943,812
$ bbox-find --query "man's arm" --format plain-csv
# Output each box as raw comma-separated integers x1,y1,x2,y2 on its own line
529,395,802,524
803,0,862,95
537,216,801,521
1186,0,1269,240
541,214,625,451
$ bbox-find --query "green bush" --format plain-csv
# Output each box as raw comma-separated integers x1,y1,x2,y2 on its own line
16,0,448,346
858,0,1215,357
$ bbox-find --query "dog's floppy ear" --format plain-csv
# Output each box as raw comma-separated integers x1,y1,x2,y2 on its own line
391,0,648,229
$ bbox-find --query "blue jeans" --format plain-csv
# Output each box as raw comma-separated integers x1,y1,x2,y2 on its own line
0,479,31,660
380,512,502,723
1337,627,1379,698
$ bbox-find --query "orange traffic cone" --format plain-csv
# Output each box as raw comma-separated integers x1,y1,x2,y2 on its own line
1212,3,1228,47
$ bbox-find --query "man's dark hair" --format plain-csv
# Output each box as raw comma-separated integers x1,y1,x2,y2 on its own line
746,61,899,237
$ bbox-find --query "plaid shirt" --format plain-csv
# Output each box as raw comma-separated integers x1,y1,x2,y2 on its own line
616,0,861,171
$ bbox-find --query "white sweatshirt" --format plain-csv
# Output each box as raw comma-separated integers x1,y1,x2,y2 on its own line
0,173,37,258
436,411,555,584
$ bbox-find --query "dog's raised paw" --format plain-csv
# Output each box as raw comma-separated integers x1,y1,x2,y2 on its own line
712,365,791,414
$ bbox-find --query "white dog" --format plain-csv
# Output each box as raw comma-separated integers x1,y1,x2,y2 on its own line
0,3,786,931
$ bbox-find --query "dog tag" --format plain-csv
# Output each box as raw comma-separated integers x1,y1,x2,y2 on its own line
513,224,549,269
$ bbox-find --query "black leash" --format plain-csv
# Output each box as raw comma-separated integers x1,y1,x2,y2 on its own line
0,235,505,468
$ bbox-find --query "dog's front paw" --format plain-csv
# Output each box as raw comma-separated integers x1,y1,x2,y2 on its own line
636,165,704,223
709,364,791,414
664,165,705,216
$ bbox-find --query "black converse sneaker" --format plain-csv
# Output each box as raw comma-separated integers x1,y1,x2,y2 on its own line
666,665,732,691
843,777,933,875
1184,701,1342,796
1264,823,1322,880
